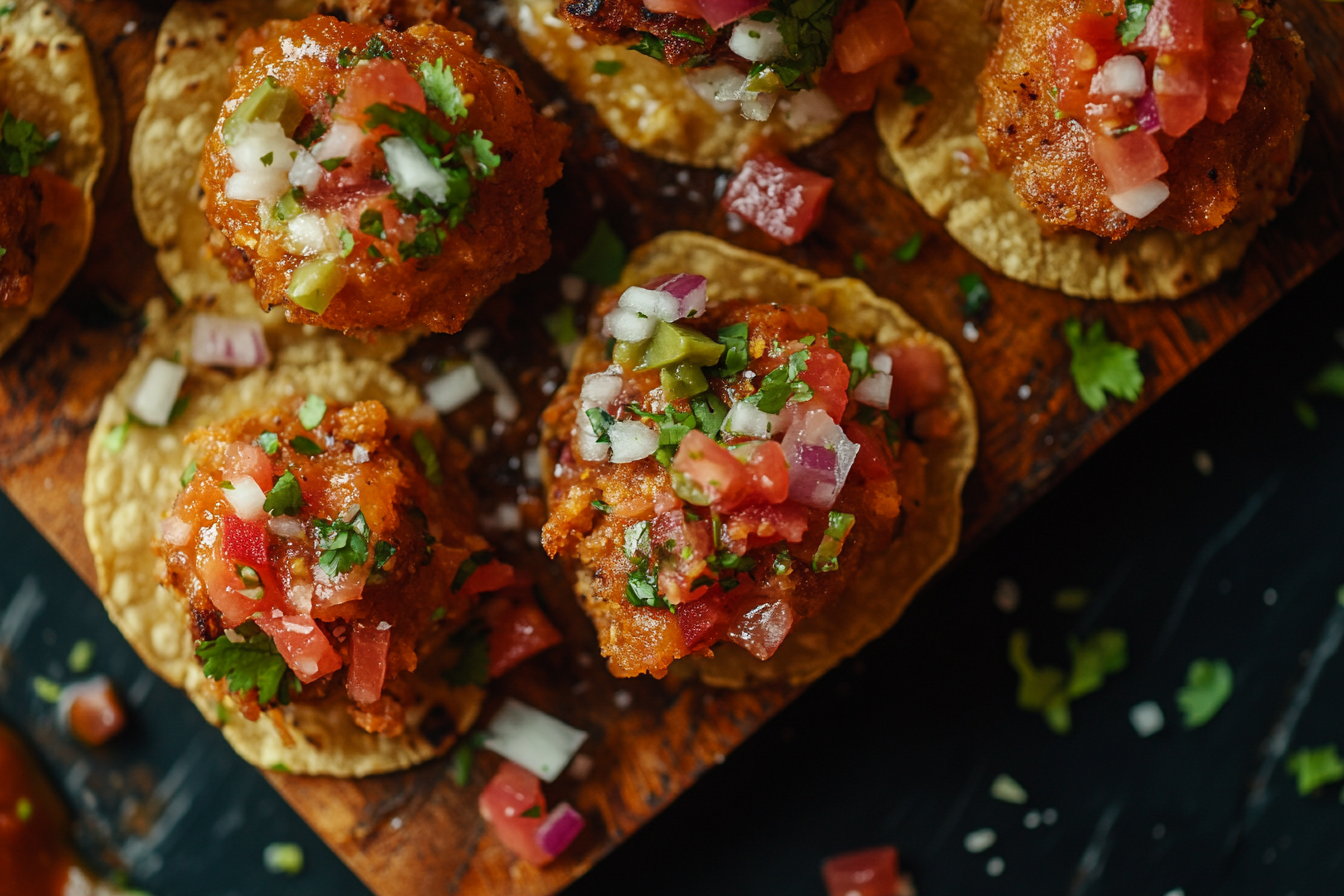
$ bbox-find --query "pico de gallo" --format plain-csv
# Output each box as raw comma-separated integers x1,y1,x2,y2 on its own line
978,0,1308,238
0,109,83,309
156,395,524,737
201,15,566,334
561,0,913,121
542,273,955,677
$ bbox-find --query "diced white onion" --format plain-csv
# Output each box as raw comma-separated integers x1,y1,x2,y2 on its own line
729,19,785,62
687,66,743,113
723,401,780,439
618,285,681,322
161,515,192,545
223,475,268,520
287,583,313,615
484,697,589,783
128,358,187,427
383,135,448,205
870,352,893,374
191,314,270,369
575,403,610,462
288,148,323,192
631,273,708,321
740,91,778,122
780,89,843,131
224,121,299,202
425,364,483,413
602,306,658,343
1109,179,1170,218
1091,54,1147,98
580,368,624,406
285,213,329,256
310,121,363,163
225,169,293,202
607,420,659,463
714,76,750,103
469,352,521,422
267,515,306,539
853,371,893,409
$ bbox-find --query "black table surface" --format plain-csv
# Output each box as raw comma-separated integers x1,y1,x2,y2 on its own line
2,252,1342,896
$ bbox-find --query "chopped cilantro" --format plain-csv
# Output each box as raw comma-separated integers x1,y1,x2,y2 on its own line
418,57,469,121
67,639,95,674
359,208,386,240
812,511,855,572
628,403,698,466
263,842,305,876
625,557,667,609
15,796,31,821
712,322,750,378
296,119,327,148
1008,631,1071,734
103,421,131,453
670,29,705,44
0,110,56,177
263,470,303,517
1241,9,1264,38
1287,744,1344,795
1116,0,1154,45
1065,629,1127,699
1307,359,1344,398
319,156,345,171
291,436,323,456
1176,658,1233,728
746,348,812,414
219,480,235,490
586,407,616,443
828,328,872,390
591,499,612,513
412,430,444,485
32,676,62,703
298,393,326,429
169,394,191,423
338,228,354,257
450,731,490,786
629,34,666,61
750,0,844,90
457,130,501,179
544,304,579,346
452,550,495,592
197,631,298,705
892,232,923,262
852,253,868,273
445,623,489,686
903,83,933,106
770,548,793,576
594,60,625,75
1054,587,1090,612
365,102,453,159
690,393,727,439
180,461,197,488
1294,398,1319,431
337,46,359,68
312,512,371,577
570,219,627,286
1064,317,1144,411
521,804,542,818
256,431,279,455
958,272,991,316
260,151,274,167
373,540,396,570
431,606,447,621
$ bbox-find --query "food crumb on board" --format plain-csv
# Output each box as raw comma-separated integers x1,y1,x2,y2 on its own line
990,773,1028,804
1024,810,1041,829
1193,450,1214,476
993,578,1021,614
1131,701,1166,737
963,828,996,853
1264,588,1279,606
986,856,1005,877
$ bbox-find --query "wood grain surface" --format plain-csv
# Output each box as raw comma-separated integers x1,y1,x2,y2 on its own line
0,0,1340,893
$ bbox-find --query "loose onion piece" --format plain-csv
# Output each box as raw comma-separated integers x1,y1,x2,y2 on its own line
425,364,483,413
722,400,780,439
384,135,450,204
727,599,794,659
781,89,843,131
781,409,859,509
484,698,589,783
602,306,658,342
470,352,521,422
222,475,268,521
128,358,187,427
580,368,624,406
729,19,785,62
191,315,270,369
687,66,744,113
1109,179,1170,218
535,802,586,859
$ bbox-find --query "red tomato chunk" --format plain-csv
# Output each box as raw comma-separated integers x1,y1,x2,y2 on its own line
721,154,833,245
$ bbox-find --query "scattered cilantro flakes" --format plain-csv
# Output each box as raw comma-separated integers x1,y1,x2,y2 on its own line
260,151,274,167
458,130,501,178
1307,359,1344,399
521,804,543,818
450,731,490,786
1064,317,1144,411
452,550,495,592
412,430,444,485
852,252,868,273
629,34,666,61
32,675,63,703
1009,631,1070,733
1287,744,1344,795
257,431,279,455
1241,8,1264,38
990,774,1028,805
690,393,727,440
180,461,197,488
103,420,132,453
586,407,616,443
67,639,95,674
746,348,812,414
418,57,469,122
1065,630,1128,699
594,59,625,75
812,512,855,572
0,110,56,177
903,83,933,106
712,322,750,378
1176,658,1233,729
359,208,386,240
219,481,236,491
892,232,923,262
446,623,490,686
570,219,627,286
1054,588,1090,613
263,470,303,517
591,499,612,513
197,632,296,705
298,394,326,429
319,156,345,171
312,512,371,577
373,540,396,570
291,436,323,456
544,304,579,346
1117,0,1154,45
828,328,872,390
15,796,32,821
338,228,355,258
958,273,991,316
262,842,305,876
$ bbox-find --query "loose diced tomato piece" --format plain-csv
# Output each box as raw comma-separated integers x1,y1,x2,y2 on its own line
798,345,851,422
821,845,899,896
255,614,343,683
721,154,833,246
1087,128,1169,194
843,420,896,483
483,596,563,678
1151,51,1209,138
222,441,274,492
334,57,426,128
63,677,126,747
832,0,913,73
459,559,519,596
672,430,752,513
819,59,896,113
881,342,949,416
479,761,552,865
1205,2,1252,123
1135,0,1206,55
675,586,738,651
346,621,390,705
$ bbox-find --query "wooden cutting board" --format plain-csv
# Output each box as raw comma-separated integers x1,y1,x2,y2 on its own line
1,0,1341,893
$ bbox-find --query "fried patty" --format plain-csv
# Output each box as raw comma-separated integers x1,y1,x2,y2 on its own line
556,0,718,66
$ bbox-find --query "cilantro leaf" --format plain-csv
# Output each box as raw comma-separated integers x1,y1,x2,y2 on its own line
373,540,396,570
452,550,495,592
263,470,303,517
1176,658,1233,728
450,731,490,786
1307,359,1344,399
892,232,923,262
1064,317,1144,411
629,34,666,61
1287,744,1344,795
625,557,668,609
180,461,197,488
445,622,489,686
298,393,326,429
594,60,625,75
418,57,469,122
690,393,727,439
746,348,812,414
359,208,386,240
1066,629,1128,699
586,407,616,443
312,512,371,577
256,431,279,455
570,219,626,286
828,328,872,390
0,110,56,177
543,304,579,346
712,322,750,378
457,130,500,179
197,632,296,705
412,430,444,486
958,273,991,316
1117,0,1154,45
1008,630,1071,734
291,436,323,456
364,103,454,159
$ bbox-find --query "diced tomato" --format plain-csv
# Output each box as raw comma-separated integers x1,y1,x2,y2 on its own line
479,761,552,866
721,153,833,246
1135,0,1207,55
843,420,896,482
1151,51,1209,138
822,845,899,896
797,345,851,422
641,0,702,15
213,516,287,627
334,57,426,128
722,501,809,547
819,58,897,113
672,430,752,513
1087,128,1169,194
202,552,263,629
832,0,913,74
346,622,390,705
255,613,343,683
221,514,270,569
63,678,126,747
483,596,563,678
882,342,949,416
459,560,519,596
725,440,790,505
653,510,713,604
693,0,769,28
1205,1,1252,123
29,167,84,228
675,586,739,651
222,442,274,493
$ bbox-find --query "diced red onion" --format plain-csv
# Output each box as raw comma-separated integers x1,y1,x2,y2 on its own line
1136,90,1161,134
727,599,794,659
853,371,893,409
722,400,780,439
129,358,187,427
535,803,586,859
696,0,769,30
1109,179,1170,218
470,352,520,422
161,515,192,546
608,420,659,463
191,314,270,369
223,476,268,521
740,91,778,122
580,367,624,406
638,272,709,320
425,364,482,413
602,306,658,343
1090,55,1147,98
484,697,589,782
687,66,744,113
729,19,785,62
781,89,842,131
781,409,859,509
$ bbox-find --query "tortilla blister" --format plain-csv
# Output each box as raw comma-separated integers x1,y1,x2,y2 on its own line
83,302,480,776
0,0,104,354
545,233,977,687
873,0,1303,301
504,0,842,169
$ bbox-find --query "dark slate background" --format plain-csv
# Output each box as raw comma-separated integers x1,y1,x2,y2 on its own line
2,253,1341,896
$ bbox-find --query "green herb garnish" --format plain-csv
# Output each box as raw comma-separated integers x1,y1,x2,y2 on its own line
263,470,303,517
1064,317,1144,411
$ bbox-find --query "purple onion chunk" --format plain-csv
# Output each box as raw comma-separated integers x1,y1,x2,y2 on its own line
781,409,859,509
535,802,585,858
191,314,271,369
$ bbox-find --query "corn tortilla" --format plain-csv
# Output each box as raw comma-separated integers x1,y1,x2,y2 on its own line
84,303,480,775
0,0,104,354
874,0,1303,301
545,233,977,687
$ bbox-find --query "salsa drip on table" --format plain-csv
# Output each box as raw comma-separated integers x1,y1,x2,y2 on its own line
559,0,913,118
201,15,566,334
0,109,83,309
977,0,1309,238
543,273,955,677
156,395,519,736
